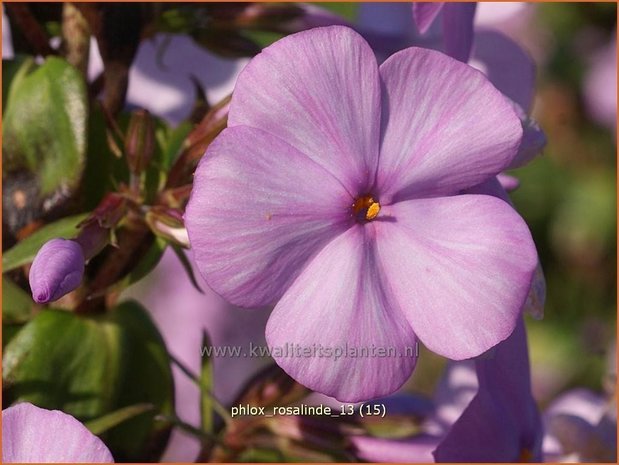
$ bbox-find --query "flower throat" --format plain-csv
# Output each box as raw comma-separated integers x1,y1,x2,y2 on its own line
352,195,380,222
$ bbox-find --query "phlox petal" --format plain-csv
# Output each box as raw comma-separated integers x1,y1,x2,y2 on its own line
2,403,113,463
266,226,418,402
375,195,536,359
185,126,353,307
377,47,523,203
229,26,381,195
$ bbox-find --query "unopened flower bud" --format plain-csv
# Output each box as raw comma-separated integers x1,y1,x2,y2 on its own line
125,109,155,174
29,238,85,304
145,206,189,248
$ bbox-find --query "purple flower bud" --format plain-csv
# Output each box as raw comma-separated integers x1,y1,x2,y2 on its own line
29,238,85,304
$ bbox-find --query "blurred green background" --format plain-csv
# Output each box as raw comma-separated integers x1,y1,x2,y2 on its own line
515,3,616,403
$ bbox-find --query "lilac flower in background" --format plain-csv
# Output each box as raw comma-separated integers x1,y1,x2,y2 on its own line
2,402,113,463
357,3,430,62
543,389,617,462
584,36,617,136
351,319,543,462
469,33,547,173
353,434,439,463
413,2,477,62
2,7,13,59
497,173,521,191
412,2,548,318
28,238,85,304
352,392,441,462
476,2,531,27
185,26,538,402
88,35,246,125
471,29,535,113
433,319,543,462
360,4,547,169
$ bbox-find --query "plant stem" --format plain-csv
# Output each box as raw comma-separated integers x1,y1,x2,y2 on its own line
169,352,234,427
62,2,91,77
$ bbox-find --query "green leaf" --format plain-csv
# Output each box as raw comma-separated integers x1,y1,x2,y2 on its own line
3,301,175,461
200,330,214,435
82,105,128,210
143,117,190,203
157,120,192,170
85,403,155,435
3,56,88,195
2,55,36,115
2,277,37,324
3,309,122,418
127,236,167,284
2,213,88,272
2,324,25,351
102,300,175,461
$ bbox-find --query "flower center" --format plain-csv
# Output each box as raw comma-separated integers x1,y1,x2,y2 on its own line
352,195,380,222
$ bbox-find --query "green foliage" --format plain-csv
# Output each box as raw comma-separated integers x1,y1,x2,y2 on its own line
200,330,214,435
2,55,36,115
2,276,36,324
82,105,128,210
3,309,122,418
3,301,175,461
103,301,175,461
85,403,155,436
159,121,193,170
112,237,168,292
3,56,88,195
315,2,358,21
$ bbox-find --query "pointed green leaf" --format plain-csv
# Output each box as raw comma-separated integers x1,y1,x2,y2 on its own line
2,301,175,461
200,330,214,434
3,56,88,195
2,55,36,115
85,403,155,435
2,276,37,324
